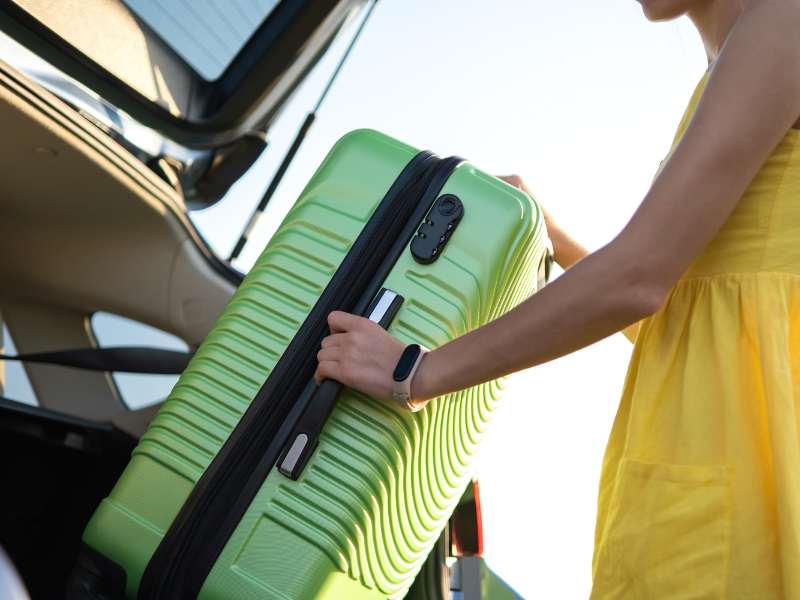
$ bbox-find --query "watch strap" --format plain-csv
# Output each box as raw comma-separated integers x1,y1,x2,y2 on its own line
392,345,429,412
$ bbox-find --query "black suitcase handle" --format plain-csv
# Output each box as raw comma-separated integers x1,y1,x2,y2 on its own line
278,288,404,480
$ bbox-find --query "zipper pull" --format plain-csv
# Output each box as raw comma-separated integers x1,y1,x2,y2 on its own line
278,288,405,480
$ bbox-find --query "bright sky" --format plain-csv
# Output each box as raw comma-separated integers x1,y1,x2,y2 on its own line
189,0,709,597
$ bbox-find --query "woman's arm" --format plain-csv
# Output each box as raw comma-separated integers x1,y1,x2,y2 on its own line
316,0,800,406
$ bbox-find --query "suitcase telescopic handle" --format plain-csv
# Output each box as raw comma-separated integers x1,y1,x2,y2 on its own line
278,288,405,480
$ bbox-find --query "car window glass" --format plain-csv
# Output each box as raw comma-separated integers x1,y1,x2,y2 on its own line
122,0,282,81
1,324,38,406
90,312,188,411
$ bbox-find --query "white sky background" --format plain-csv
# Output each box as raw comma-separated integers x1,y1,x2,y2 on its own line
191,1,708,596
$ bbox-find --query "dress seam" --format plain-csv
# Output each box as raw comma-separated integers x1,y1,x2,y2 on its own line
677,271,800,283
751,274,785,590
759,133,799,270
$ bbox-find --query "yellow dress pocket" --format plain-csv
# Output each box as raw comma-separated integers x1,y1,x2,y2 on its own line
591,458,731,600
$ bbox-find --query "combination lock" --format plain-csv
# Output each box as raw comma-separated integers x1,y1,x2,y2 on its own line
410,194,464,264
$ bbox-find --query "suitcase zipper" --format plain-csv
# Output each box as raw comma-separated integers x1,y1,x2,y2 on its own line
140,151,465,600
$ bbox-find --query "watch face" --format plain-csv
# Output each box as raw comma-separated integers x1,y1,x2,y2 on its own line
393,344,421,382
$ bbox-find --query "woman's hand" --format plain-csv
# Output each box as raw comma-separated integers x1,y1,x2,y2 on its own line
497,175,589,269
315,311,407,402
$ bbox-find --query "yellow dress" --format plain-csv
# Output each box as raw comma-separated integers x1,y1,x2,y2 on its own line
590,72,800,599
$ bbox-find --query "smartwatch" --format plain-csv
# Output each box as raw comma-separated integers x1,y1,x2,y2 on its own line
392,344,430,412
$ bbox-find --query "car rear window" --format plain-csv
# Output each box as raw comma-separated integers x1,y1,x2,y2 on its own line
122,0,282,81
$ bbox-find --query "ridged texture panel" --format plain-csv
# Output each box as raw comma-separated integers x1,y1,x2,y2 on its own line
199,163,547,600
82,130,548,600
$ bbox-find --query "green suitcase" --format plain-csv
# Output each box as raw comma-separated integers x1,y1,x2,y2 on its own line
72,129,549,600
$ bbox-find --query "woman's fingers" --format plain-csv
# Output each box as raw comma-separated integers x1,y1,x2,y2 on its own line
320,333,345,349
497,174,524,190
328,310,364,334
317,345,341,362
314,360,341,385
315,337,344,384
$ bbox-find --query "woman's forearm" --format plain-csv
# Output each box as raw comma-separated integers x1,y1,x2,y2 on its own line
548,234,641,344
411,238,663,401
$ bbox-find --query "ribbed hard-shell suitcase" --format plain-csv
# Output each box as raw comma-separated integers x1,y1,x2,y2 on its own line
73,130,550,600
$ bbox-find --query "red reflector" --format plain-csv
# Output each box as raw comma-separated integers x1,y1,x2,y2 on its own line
451,478,483,556
473,479,483,557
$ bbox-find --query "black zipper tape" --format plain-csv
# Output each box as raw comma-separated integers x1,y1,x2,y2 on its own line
139,151,466,600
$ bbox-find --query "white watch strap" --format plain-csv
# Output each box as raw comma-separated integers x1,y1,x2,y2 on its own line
392,345,429,412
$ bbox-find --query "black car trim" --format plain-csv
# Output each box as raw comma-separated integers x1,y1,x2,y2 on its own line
0,347,194,375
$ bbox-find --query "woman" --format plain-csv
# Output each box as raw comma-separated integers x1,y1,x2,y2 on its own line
315,0,800,596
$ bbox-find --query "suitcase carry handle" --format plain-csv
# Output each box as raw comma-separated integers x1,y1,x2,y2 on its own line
278,288,405,480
